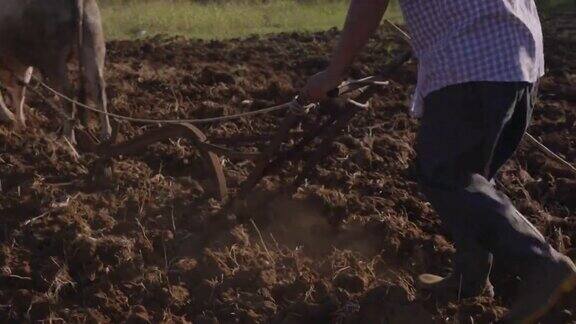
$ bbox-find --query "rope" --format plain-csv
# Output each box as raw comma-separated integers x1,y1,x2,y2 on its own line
525,133,576,176
9,46,575,177
32,77,306,125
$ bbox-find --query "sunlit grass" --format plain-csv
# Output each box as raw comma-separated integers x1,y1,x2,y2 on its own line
101,0,403,40
100,0,574,40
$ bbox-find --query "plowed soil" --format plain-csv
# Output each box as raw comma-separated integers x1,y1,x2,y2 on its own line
1,16,575,323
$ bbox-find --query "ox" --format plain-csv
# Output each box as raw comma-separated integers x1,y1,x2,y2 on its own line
0,0,112,141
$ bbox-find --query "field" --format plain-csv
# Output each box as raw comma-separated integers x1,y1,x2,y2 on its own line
1,9,576,324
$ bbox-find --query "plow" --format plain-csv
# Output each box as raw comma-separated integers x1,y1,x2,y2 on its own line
55,49,574,232
23,22,575,225
0,11,570,235
71,51,412,221
14,22,575,225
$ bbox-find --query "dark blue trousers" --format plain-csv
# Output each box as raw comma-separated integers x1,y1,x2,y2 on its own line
416,82,556,292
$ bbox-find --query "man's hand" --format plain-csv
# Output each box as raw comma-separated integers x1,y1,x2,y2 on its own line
300,69,343,103
300,0,390,104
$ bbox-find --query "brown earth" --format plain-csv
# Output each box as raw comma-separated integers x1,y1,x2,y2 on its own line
1,15,575,323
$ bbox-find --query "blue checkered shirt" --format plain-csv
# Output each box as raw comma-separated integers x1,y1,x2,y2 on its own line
399,0,545,117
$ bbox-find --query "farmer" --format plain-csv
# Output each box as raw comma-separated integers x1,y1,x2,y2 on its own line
301,0,576,322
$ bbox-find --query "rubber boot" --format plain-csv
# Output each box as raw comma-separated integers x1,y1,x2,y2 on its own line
502,254,576,324
418,249,494,299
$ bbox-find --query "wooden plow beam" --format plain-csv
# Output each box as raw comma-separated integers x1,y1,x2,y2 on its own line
77,51,412,217
77,123,235,202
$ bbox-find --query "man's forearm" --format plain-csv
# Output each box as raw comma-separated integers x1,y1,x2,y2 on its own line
328,0,390,76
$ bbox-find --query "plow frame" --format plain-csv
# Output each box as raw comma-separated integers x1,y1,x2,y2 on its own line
77,52,412,217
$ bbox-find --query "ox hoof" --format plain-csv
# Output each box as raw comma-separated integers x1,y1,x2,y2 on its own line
62,129,77,145
15,119,26,130
75,129,100,153
0,117,15,125
0,112,16,125
100,128,113,142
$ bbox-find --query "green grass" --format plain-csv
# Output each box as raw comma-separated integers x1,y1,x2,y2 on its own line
101,0,403,40
100,0,573,40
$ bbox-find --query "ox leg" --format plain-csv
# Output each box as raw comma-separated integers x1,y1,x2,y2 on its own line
0,92,15,124
7,67,34,128
81,46,112,141
42,62,77,143
0,70,16,124
81,0,112,141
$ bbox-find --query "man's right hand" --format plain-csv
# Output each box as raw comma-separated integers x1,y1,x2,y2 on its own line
299,0,390,104
300,69,344,104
